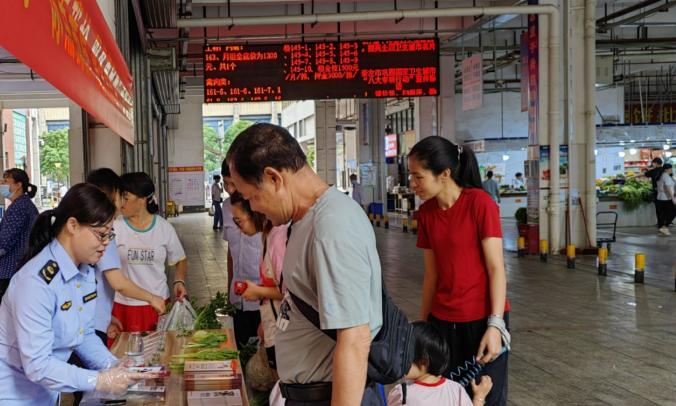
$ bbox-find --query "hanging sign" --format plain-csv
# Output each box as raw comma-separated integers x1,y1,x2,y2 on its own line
461,54,483,111
0,0,134,144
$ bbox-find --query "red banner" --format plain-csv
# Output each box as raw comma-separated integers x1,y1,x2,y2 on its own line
0,0,134,144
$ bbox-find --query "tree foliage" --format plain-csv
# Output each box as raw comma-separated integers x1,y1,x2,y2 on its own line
203,120,255,173
39,129,69,182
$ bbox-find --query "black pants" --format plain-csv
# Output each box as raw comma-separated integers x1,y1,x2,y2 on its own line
429,313,510,406
284,381,382,406
656,200,675,228
212,200,223,228
233,309,261,349
0,278,11,304
69,330,110,405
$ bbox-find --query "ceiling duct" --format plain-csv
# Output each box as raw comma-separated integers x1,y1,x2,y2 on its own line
141,0,177,29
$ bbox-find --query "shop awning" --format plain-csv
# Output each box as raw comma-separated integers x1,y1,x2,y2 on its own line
0,0,134,144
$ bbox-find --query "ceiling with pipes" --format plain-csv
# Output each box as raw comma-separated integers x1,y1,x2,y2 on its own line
0,0,674,106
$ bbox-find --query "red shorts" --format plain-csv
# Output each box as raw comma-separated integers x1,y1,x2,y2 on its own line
112,301,161,333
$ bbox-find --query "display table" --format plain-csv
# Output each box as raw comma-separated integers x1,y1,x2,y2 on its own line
597,197,656,227
85,329,249,405
499,192,527,219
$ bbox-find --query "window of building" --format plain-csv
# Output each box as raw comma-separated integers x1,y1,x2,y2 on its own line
46,120,69,132
12,112,27,169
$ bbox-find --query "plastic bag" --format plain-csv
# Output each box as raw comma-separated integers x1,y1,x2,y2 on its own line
245,343,278,392
157,300,197,332
208,205,215,216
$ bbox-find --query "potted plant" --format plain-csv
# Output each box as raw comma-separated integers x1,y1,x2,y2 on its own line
515,207,528,236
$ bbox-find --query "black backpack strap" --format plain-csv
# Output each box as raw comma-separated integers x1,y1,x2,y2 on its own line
288,291,337,341
401,382,407,405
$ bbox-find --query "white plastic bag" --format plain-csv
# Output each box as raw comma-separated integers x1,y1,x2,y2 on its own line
157,300,197,332
208,205,215,216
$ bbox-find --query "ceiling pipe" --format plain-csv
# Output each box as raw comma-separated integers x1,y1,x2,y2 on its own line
177,4,563,252
176,5,558,28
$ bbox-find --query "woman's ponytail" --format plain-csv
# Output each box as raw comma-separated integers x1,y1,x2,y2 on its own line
146,195,159,214
26,183,37,199
19,209,57,268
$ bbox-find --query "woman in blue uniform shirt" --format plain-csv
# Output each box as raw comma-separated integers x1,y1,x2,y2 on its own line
0,183,149,405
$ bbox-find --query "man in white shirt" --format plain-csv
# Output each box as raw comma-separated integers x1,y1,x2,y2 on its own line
211,175,224,230
350,173,364,208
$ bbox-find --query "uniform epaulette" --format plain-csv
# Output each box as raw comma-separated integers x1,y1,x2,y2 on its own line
38,260,59,284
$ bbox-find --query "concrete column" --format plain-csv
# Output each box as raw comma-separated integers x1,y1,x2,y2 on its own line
438,55,457,142
89,127,123,173
314,100,337,185
68,102,85,184
357,99,387,208
415,97,437,141
564,0,595,248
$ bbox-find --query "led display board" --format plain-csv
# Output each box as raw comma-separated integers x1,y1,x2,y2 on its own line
204,39,439,103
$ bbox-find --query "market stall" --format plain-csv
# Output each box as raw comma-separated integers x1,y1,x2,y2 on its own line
82,329,248,406
499,190,527,219
596,175,655,227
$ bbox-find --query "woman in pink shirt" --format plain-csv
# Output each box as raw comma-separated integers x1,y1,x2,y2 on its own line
230,192,287,370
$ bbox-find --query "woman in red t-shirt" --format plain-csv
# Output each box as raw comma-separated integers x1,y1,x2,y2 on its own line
408,136,510,406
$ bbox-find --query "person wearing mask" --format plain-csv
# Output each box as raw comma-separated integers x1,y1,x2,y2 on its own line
221,160,262,348
0,168,38,301
226,123,383,405
408,137,510,405
645,157,664,228
482,171,501,203
212,175,224,230
112,173,187,332
512,173,525,190
350,173,364,208
656,163,675,236
0,184,152,404
230,191,288,371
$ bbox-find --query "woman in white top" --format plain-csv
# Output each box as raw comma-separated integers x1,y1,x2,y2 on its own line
112,172,188,332
656,163,675,235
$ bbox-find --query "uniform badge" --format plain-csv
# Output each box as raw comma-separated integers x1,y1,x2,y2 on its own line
60,301,72,311
38,260,60,284
83,291,97,303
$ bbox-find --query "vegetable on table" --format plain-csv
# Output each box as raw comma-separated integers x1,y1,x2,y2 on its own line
172,348,240,361
183,331,228,349
193,291,236,330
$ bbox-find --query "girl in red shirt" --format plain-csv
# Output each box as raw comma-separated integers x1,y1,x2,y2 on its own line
408,136,510,406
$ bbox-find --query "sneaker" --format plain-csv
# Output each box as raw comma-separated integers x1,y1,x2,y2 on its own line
659,227,671,235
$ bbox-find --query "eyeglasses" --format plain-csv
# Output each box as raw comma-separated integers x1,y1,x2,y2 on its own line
89,227,116,243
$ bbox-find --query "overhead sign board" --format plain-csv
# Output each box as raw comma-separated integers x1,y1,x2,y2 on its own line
461,54,483,111
0,0,134,144
204,39,439,103
385,134,398,158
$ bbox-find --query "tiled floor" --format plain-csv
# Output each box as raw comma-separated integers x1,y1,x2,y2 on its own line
169,213,676,406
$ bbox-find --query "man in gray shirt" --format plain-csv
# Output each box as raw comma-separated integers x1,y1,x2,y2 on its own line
226,123,383,405
482,170,501,203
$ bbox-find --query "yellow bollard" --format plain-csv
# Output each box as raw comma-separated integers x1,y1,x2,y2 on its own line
597,247,608,276
402,217,409,233
411,219,418,235
634,253,645,284
375,214,381,227
368,213,374,225
517,237,526,258
539,240,548,263
384,215,389,229
566,244,576,269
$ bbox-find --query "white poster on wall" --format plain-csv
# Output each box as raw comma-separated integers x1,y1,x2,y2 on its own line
168,166,205,207
462,54,483,111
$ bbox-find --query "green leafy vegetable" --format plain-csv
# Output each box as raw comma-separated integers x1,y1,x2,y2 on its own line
183,331,228,349
172,348,239,361
193,291,236,330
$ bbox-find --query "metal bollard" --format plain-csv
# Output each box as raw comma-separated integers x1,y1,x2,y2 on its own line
566,244,576,269
597,247,608,276
539,240,548,263
384,216,389,229
634,253,645,284
402,217,409,233
375,214,381,227
411,219,418,235
368,213,374,225
517,237,526,258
